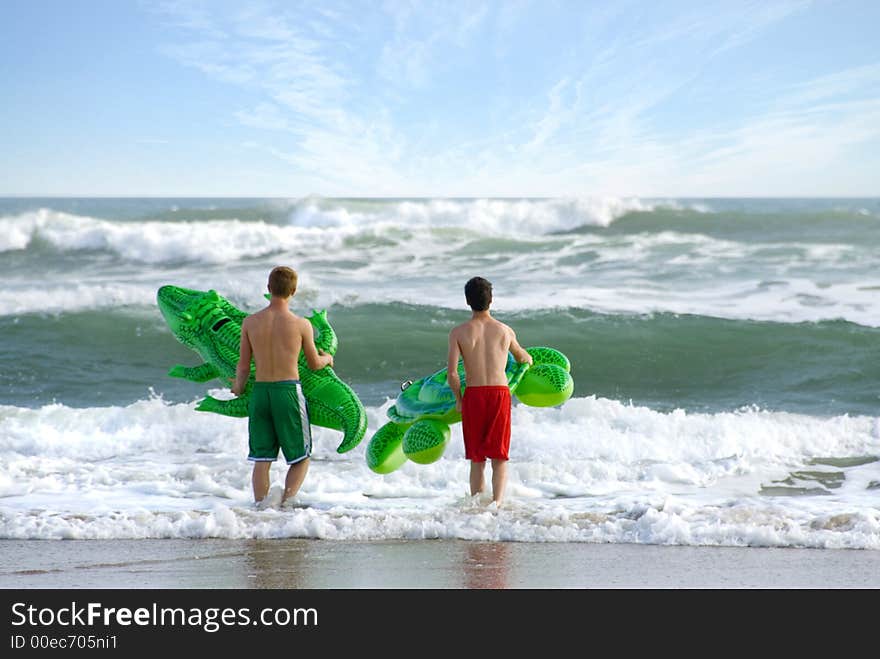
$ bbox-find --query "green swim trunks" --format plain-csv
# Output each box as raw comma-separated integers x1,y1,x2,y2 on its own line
247,380,312,464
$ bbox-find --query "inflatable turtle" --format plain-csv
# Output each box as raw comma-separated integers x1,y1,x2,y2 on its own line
366,346,574,473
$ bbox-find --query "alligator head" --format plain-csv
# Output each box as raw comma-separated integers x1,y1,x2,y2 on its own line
157,285,246,372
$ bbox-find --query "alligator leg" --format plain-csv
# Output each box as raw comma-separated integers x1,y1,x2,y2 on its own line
195,394,249,417
168,363,220,383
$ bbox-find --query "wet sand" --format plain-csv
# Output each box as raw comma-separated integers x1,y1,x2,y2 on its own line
1,538,878,589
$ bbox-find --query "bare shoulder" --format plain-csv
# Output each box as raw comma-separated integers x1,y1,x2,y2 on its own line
493,317,516,335
449,321,467,337
294,313,312,333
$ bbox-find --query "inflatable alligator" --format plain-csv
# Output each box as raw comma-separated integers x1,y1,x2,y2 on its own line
366,346,574,473
156,285,367,453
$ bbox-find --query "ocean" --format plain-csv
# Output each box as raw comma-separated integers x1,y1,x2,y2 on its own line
1,196,879,548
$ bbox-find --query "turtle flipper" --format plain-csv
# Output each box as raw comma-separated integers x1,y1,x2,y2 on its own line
513,347,574,407
366,422,409,474
402,420,451,465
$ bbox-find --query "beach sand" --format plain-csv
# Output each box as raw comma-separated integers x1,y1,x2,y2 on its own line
2,538,878,589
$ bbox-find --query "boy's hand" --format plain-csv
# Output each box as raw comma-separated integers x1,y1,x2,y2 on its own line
319,350,334,369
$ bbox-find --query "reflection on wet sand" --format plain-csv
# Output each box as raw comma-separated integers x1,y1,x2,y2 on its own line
242,538,307,589
463,542,510,589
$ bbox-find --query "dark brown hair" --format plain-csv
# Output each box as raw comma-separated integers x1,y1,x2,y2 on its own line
464,276,492,311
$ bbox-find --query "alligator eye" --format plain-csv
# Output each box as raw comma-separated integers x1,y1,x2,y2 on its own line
211,318,231,332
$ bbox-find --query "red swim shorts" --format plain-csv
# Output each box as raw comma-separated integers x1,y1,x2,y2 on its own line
462,385,512,462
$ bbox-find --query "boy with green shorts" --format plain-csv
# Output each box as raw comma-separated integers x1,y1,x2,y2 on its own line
231,266,334,505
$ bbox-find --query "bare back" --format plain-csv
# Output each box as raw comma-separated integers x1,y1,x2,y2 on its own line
449,315,518,387
232,296,331,395
242,305,306,382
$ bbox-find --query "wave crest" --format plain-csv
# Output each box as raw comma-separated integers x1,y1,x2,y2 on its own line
287,196,690,232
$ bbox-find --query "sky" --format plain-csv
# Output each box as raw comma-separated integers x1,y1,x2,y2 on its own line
1,0,878,197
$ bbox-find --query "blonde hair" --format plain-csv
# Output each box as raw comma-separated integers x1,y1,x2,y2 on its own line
268,266,298,298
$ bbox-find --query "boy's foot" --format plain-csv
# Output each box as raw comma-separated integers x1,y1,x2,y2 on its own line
281,497,310,510
255,485,284,510
459,492,483,509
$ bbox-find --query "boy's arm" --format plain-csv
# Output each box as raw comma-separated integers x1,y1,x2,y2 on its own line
447,330,463,412
301,319,334,370
509,328,533,366
231,321,252,395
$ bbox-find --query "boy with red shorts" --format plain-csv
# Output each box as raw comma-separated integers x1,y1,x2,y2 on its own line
447,277,533,507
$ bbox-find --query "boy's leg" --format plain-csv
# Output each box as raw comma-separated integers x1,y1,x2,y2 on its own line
275,381,311,504
469,460,486,496
252,461,271,502
490,458,508,506
282,458,309,503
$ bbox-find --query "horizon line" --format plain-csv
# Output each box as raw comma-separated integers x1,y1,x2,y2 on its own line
2,193,879,200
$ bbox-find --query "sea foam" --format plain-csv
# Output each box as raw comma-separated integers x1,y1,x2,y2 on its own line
1,395,878,546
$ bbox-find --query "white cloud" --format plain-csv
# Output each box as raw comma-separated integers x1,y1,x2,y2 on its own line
377,1,490,87
526,77,579,152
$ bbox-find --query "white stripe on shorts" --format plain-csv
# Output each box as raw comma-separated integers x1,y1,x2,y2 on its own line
296,381,312,457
